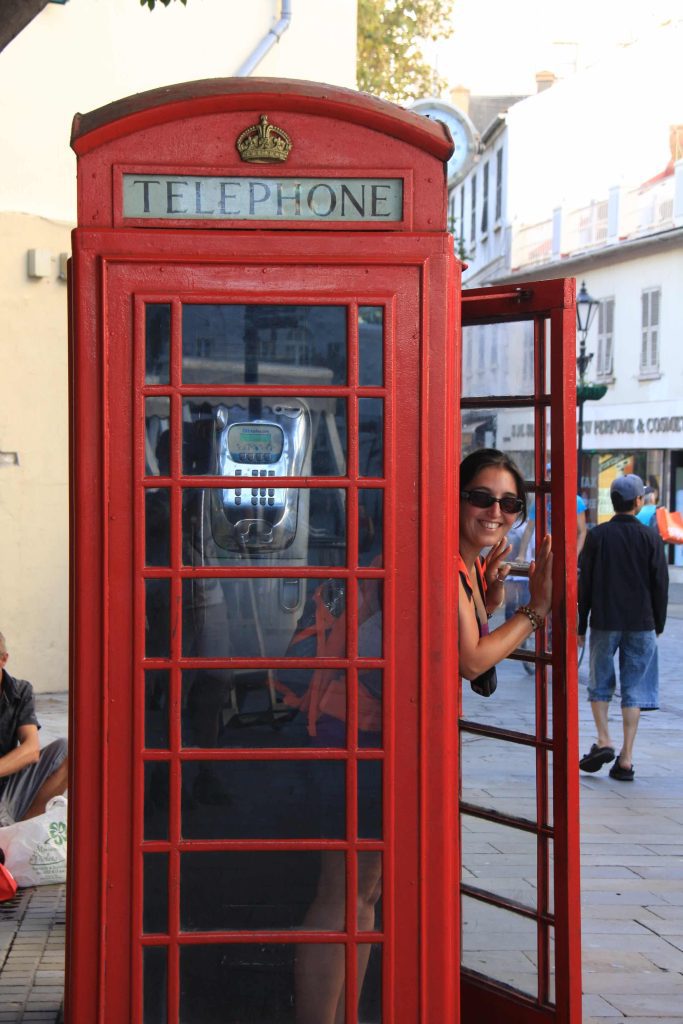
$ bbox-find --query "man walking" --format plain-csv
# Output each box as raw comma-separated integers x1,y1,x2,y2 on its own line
578,474,668,781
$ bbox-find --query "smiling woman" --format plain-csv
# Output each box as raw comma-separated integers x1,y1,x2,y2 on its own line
458,448,553,691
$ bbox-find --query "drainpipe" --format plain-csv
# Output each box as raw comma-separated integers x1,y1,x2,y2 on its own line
236,0,292,77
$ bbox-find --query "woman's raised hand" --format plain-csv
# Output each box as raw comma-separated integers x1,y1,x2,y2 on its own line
528,534,553,618
483,537,512,606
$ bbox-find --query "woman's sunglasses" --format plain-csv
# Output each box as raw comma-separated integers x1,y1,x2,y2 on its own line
461,489,523,515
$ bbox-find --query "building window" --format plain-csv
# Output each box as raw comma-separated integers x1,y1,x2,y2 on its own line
470,175,477,246
481,162,489,234
640,288,660,375
597,298,615,378
495,148,503,222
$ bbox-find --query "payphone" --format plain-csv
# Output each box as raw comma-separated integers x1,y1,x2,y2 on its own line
68,79,582,1024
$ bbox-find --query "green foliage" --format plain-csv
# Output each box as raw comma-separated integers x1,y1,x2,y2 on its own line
357,0,454,103
140,0,187,10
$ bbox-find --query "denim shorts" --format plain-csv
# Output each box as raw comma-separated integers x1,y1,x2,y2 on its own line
587,629,659,709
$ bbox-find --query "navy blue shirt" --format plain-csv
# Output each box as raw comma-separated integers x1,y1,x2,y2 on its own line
578,514,669,635
0,671,40,760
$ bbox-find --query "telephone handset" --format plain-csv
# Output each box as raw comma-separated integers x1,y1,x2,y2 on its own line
209,400,312,552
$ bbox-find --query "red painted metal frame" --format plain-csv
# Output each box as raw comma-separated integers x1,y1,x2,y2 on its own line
458,280,582,1024
67,232,459,1023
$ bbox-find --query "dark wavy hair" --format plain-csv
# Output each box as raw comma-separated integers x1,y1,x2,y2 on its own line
459,448,528,522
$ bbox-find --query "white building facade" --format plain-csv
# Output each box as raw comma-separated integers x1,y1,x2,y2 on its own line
453,19,683,565
0,0,357,691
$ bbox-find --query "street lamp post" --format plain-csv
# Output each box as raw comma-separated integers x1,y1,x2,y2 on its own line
575,281,606,491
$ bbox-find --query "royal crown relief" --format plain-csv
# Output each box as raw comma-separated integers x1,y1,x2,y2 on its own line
236,114,293,164
121,113,404,223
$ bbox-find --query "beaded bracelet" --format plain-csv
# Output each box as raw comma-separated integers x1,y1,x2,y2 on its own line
516,604,544,631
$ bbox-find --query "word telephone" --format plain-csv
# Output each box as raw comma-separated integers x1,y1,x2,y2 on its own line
209,399,312,552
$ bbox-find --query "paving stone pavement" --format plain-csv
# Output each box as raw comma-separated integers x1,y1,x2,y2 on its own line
2,583,682,1022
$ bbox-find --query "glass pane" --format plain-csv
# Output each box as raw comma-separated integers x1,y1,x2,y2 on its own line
182,396,347,477
179,943,345,1024
145,396,170,477
358,488,383,567
145,488,170,566
358,671,382,748
180,851,343,932
460,733,536,822
461,404,537,482
548,925,556,1004
358,943,382,1024
359,307,383,386
145,579,170,658
358,852,383,931
182,304,346,385
358,760,382,840
145,303,170,384
143,853,168,934
461,814,537,911
143,946,167,1024
358,580,383,659
461,895,537,998
144,762,169,841
358,399,383,477
182,577,346,660
181,669,343,749
460,656,537,738
181,760,345,839
145,670,169,749
181,487,346,567
461,321,535,398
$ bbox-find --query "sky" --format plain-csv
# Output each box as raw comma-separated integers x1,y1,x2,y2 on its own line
426,0,681,96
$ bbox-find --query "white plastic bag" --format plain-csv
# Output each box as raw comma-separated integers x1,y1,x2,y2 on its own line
0,795,67,887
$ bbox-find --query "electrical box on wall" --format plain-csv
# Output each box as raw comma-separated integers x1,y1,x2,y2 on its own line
27,249,53,279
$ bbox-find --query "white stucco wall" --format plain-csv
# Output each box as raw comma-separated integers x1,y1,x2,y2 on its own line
0,0,357,692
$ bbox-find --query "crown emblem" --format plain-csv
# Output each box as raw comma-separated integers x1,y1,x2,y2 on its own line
236,114,292,163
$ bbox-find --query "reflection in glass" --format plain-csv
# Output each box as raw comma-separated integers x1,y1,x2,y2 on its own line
461,895,537,997
144,762,168,841
358,489,383,567
145,579,170,658
181,487,346,567
181,760,345,839
180,851,342,932
145,303,170,384
461,321,535,399
548,926,556,1004
181,669,324,749
143,946,167,1024
359,307,383,386
145,396,170,477
182,304,346,385
179,943,345,1024
357,944,382,1023
358,580,383,659
358,399,383,477
460,733,536,822
145,488,170,566
358,760,382,840
358,853,383,930
358,671,382,748
143,853,168,934
145,670,169,749
181,577,347,660
461,404,536,481
182,396,347,477
461,814,537,911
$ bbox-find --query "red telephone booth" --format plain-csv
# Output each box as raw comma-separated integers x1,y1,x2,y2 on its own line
67,80,581,1024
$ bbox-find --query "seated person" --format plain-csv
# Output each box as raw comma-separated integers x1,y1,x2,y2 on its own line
0,630,68,826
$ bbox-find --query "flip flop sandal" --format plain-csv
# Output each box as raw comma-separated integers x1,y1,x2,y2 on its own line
609,758,635,781
579,743,616,773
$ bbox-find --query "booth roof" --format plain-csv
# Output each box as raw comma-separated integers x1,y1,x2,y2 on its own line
70,77,454,161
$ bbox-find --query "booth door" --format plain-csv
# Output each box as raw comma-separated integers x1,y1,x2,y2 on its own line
99,259,429,1024
459,280,582,1024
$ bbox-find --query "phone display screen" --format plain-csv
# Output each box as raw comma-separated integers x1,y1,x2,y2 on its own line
227,423,284,464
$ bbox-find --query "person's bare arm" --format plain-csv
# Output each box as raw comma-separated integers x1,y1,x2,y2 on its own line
459,536,553,679
0,724,40,779
577,510,587,558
